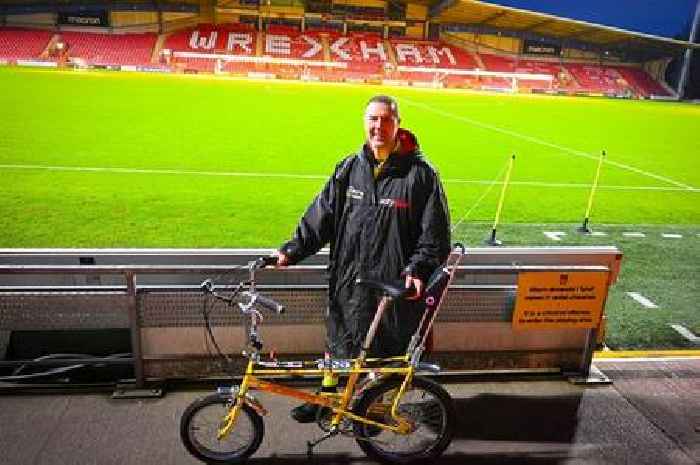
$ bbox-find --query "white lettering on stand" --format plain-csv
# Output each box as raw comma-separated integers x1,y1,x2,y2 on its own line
395,44,423,64
189,31,218,50
330,37,351,60
266,34,291,55
227,33,253,53
360,40,386,61
427,46,456,65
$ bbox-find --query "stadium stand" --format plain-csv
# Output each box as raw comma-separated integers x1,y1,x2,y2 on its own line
164,23,257,74
615,66,671,97
513,59,562,91
0,27,52,61
479,53,514,72
564,63,627,95
164,23,256,54
58,32,157,67
0,18,673,99
390,39,478,84
158,24,671,96
342,32,385,76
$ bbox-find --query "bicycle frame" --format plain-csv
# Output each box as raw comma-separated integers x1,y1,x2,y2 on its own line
218,295,419,439
209,246,465,442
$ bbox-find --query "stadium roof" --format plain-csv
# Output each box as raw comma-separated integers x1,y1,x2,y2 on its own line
428,0,699,52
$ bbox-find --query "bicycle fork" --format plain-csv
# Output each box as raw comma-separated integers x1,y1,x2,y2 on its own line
217,361,258,440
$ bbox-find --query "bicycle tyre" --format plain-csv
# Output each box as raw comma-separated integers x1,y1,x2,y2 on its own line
180,393,264,464
353,376,455,464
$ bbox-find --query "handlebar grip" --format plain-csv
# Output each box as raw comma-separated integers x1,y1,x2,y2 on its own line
255,256,279,269
256,294,285,314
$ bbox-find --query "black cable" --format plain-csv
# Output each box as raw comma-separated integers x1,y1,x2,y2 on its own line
201,289,240,377
0,353,133,382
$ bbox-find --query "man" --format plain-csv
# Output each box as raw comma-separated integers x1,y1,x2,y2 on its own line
277,95,450,422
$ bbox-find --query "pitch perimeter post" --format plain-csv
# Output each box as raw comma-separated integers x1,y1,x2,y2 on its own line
577,150,606,234
485,154,515,246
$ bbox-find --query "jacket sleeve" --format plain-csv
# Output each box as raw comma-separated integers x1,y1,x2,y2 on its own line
278,160,345,265
404,171,451,282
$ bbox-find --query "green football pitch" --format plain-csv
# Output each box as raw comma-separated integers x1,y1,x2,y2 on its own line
0,66,698,349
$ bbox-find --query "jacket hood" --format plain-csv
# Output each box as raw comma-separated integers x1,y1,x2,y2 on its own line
396,128,419,154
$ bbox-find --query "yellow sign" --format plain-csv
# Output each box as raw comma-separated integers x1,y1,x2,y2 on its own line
513,271,609,330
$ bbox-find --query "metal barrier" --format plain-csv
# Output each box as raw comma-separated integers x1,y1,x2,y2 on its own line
0,247,622,387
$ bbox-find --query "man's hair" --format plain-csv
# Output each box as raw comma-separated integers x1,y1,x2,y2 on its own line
365,95,400,120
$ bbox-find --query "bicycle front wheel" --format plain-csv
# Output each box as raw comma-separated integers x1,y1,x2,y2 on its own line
353,376,455,464
180,393,264,464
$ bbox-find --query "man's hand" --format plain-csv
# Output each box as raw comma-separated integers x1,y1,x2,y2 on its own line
275,251,289,267
404,274,423,300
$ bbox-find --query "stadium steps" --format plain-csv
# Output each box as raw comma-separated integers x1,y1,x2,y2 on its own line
320,34,331,62
471,50,485,69
151,33,171,64
39,34,60,59
383,39,398,68
558,65,576,89
255,31,263,57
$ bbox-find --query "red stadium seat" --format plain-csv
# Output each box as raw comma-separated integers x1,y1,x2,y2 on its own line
0,27,53,60
58,31,157,66
615,66,671,97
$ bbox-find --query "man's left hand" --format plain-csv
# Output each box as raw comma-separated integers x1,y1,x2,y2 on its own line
404,275,424,300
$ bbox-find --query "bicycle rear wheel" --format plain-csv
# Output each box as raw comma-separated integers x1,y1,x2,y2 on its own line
353,376,455,464
180,393,264,464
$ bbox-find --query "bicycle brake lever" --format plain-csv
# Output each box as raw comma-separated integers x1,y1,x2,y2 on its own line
201,279,214,294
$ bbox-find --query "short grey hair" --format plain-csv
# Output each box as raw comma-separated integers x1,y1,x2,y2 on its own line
365,95,400,120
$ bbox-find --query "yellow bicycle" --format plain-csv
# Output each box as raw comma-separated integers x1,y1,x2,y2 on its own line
180,245,464,464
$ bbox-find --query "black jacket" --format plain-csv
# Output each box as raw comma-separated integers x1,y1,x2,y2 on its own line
280,129,451,298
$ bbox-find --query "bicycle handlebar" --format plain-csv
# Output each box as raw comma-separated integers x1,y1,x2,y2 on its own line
200,256,284,314
253,293,285,314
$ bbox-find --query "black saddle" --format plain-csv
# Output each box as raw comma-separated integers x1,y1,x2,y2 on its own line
356,278,414,300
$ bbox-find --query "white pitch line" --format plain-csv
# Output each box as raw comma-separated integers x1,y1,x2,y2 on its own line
444,178,698,192
626,292,658,309
623,232,646,237
1,163,698,193
543,231,566,241
590,231,608,236
669,324,700,344
662,233,683,238
399,97,695,190
0,164,326,180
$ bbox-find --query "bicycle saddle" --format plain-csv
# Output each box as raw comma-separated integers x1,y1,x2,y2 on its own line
356,278,413,299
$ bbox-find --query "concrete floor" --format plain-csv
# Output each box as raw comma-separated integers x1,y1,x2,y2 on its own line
1,358,698,465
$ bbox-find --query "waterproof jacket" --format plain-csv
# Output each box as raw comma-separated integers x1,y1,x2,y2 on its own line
280,128,451,301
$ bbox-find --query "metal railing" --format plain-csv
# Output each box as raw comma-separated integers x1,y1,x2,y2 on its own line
0,247,622,387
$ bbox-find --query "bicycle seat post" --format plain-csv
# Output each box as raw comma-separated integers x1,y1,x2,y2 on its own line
357,295,393,362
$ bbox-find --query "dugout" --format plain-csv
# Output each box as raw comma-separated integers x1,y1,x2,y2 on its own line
0,246,621,388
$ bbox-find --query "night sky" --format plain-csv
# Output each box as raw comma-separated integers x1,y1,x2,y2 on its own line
483,0,698,39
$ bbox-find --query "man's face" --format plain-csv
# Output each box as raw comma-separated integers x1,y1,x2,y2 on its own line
364,102,399,154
